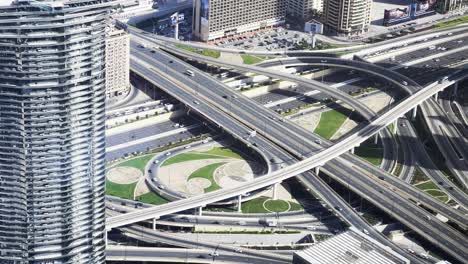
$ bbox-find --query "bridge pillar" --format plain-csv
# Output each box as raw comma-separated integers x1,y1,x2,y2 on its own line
198,206,203,216
374,134,379,145
392,119,398,134
237,195,242,212
350,147,354,154
314,166,320,175
453,82,459,94
272,182,280,200
411,106,418,120
152,218,157,230
434,92,439,101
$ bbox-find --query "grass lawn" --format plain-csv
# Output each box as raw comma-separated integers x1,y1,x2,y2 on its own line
116,154,155,173
162,153,225,167
175,44,220,58
198,147,243,159
414,180,449,203
241,196,301,213
241,196,270,213
355,146,383,166
314,109,350,139
434,16,468,28
264,199,290,212
188,162,226,193
106,180,136,200
136,192,170,205
415,180,438,190
241,54,266,65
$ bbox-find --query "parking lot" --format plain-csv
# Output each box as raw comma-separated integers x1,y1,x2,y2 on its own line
214,27,322,51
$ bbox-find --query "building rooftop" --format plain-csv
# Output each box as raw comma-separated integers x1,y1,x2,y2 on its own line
294,228,410,264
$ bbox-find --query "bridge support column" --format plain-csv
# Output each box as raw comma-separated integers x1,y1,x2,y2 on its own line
105,231,108,247
392,119,398,134
454,82,459,94
198,207,203,216
434,92,439,101
411,106,418,120
374,134,379,145
314,166,320,175
272,182,280,200
350,147,354,154
152,218,157,230
237,195,242,212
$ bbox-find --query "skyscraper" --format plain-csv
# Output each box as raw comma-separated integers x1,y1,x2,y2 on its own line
0,0,114,262
288,0,323,20
105,27,130,99
192,0,287,41
323,0,372,36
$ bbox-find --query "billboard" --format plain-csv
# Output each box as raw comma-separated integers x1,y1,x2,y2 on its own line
413,0,437,16
383,7,411,26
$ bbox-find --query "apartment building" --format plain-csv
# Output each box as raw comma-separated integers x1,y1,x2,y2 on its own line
0,0,111,262
193,0,287,41
288,0,324,19
323,0,372,36
106,28,130,98
438,0,468,13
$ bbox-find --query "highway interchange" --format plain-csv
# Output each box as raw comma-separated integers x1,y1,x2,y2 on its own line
106,23,468,263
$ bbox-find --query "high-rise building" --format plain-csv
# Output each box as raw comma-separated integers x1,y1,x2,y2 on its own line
0,0,113,262
193,0,287,41
288,0,323,19
106,28,130,98
438,0,467,13
323,0,372,36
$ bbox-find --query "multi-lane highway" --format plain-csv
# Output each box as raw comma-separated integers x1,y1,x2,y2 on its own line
106,38,468,262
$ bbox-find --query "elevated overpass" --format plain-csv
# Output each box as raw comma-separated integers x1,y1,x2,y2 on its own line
109,49,468,261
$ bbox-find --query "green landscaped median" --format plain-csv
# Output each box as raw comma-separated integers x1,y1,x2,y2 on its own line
116,154,155,173
162,153,225,166
188,162,226,193
136,192,170,205
241,54,266,65
434,16,468,28
241,196,303,214
198,147,243,159
175,44,220,58
314,109,350,139
414,179,449,203
106,180,136,200
354,139,383,167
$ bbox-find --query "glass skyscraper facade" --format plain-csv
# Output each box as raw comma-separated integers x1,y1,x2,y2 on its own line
0,0,113,262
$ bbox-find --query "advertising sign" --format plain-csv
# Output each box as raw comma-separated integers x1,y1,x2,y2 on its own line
383,7,411,26
413,0,437,16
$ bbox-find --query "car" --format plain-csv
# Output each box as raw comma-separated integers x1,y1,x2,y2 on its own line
165,152,171,156
148,169,152,173
185,70,195,76
169,60,173,63
307,226,316,230
401,81,408,86
185,145,191,149
234,248,243,253
314,139,321,145
153,160,159,164
193,100,200,105
362,229,369,235
334,206,342,211
209,252,219,257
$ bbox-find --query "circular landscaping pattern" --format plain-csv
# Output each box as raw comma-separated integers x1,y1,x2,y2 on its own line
186,178,212,195
263,199,291,213
107,166,142,184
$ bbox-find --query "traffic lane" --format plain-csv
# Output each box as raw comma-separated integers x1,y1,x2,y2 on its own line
327,164,468,260
106,119,194,147
398,117,468,208
131,56,287,163
133,41,462,260
106,126,207,161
